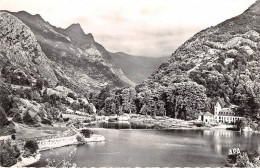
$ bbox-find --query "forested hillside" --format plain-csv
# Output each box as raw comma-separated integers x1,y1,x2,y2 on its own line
140,0,260,119
92,0,260,120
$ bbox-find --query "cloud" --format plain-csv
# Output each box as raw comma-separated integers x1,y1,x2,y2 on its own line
0,0,256,57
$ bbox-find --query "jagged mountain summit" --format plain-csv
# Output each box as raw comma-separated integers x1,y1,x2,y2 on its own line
0,10,134,92
110,52,169,84
143,0,260,114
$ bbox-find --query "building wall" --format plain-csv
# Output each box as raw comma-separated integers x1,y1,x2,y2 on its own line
215,116,243,123
214,105,221,116
198,103,244,123
203,115,214,123
199,113,243,124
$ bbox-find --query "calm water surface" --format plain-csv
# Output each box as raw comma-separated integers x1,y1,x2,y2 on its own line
31,128,260,167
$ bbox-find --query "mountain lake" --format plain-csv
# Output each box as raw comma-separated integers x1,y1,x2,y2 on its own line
31,124,260,167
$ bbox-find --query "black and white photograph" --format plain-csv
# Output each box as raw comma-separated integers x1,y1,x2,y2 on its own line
0,0,260,167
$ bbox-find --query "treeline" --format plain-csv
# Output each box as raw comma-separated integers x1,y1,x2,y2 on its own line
92,51,260,120
146,42,260,120
90,81,207,120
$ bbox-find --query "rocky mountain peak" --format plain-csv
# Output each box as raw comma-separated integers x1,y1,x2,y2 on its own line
15,11,46,23
65,23,85,33
64,23,94,46
1,10,134,91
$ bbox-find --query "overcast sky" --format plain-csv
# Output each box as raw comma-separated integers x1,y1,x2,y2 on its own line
0,0,256,57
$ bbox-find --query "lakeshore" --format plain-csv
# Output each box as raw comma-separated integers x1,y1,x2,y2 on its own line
13,133,105,167
31,128,260,167
0,114,252,167
4,121,106,167
93,114,237,130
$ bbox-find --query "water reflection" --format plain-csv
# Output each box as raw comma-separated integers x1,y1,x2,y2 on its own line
99,121,153,129
202,130,260,155
31,129,260,167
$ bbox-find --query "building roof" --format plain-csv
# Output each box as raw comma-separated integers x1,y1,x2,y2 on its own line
215,101,221,108
203,112,213,116
219,108,235,116
229,104,239,109
219,108,232,112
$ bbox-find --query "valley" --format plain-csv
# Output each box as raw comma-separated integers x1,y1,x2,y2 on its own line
1,0,260,167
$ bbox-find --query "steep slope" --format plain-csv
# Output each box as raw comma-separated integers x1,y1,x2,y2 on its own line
110,52,169,84
0,11,58,86
144,1,260,116
7,11,134,91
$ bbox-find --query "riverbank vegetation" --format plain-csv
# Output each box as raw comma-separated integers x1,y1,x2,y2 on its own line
0,139,39,167
226,148,260,167
0,140,20,167
46,148,77,167
236,118,260,131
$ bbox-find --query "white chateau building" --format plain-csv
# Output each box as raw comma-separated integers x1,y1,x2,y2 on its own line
198,102,244,123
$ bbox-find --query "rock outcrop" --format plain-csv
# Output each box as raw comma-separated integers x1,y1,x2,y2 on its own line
1,10,134,92
0,12,58,86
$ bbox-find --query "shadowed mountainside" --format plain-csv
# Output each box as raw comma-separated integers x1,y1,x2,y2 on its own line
2,10,135,92
110,52,169,84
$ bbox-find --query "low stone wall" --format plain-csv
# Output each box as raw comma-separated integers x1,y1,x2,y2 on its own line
38,135,78,151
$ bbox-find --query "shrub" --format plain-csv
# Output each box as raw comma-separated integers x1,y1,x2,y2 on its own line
80,129,93,138
76,135,85,144
83,119,91,123
63,118,70,122
68,92,77,100
23,111,40,126
41,118,52,125
31,91,41,102
24,140,39,154
193,121,205,127
9,108,21,117
226,148,260,167
0,82,13,113
11,134,16,140
12,112,23,123
23,111,35,125
0,140,20,167
35,79,44,90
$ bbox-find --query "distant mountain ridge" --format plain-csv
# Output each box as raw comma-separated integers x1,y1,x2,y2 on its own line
1,10,134,92
110,52,169,84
